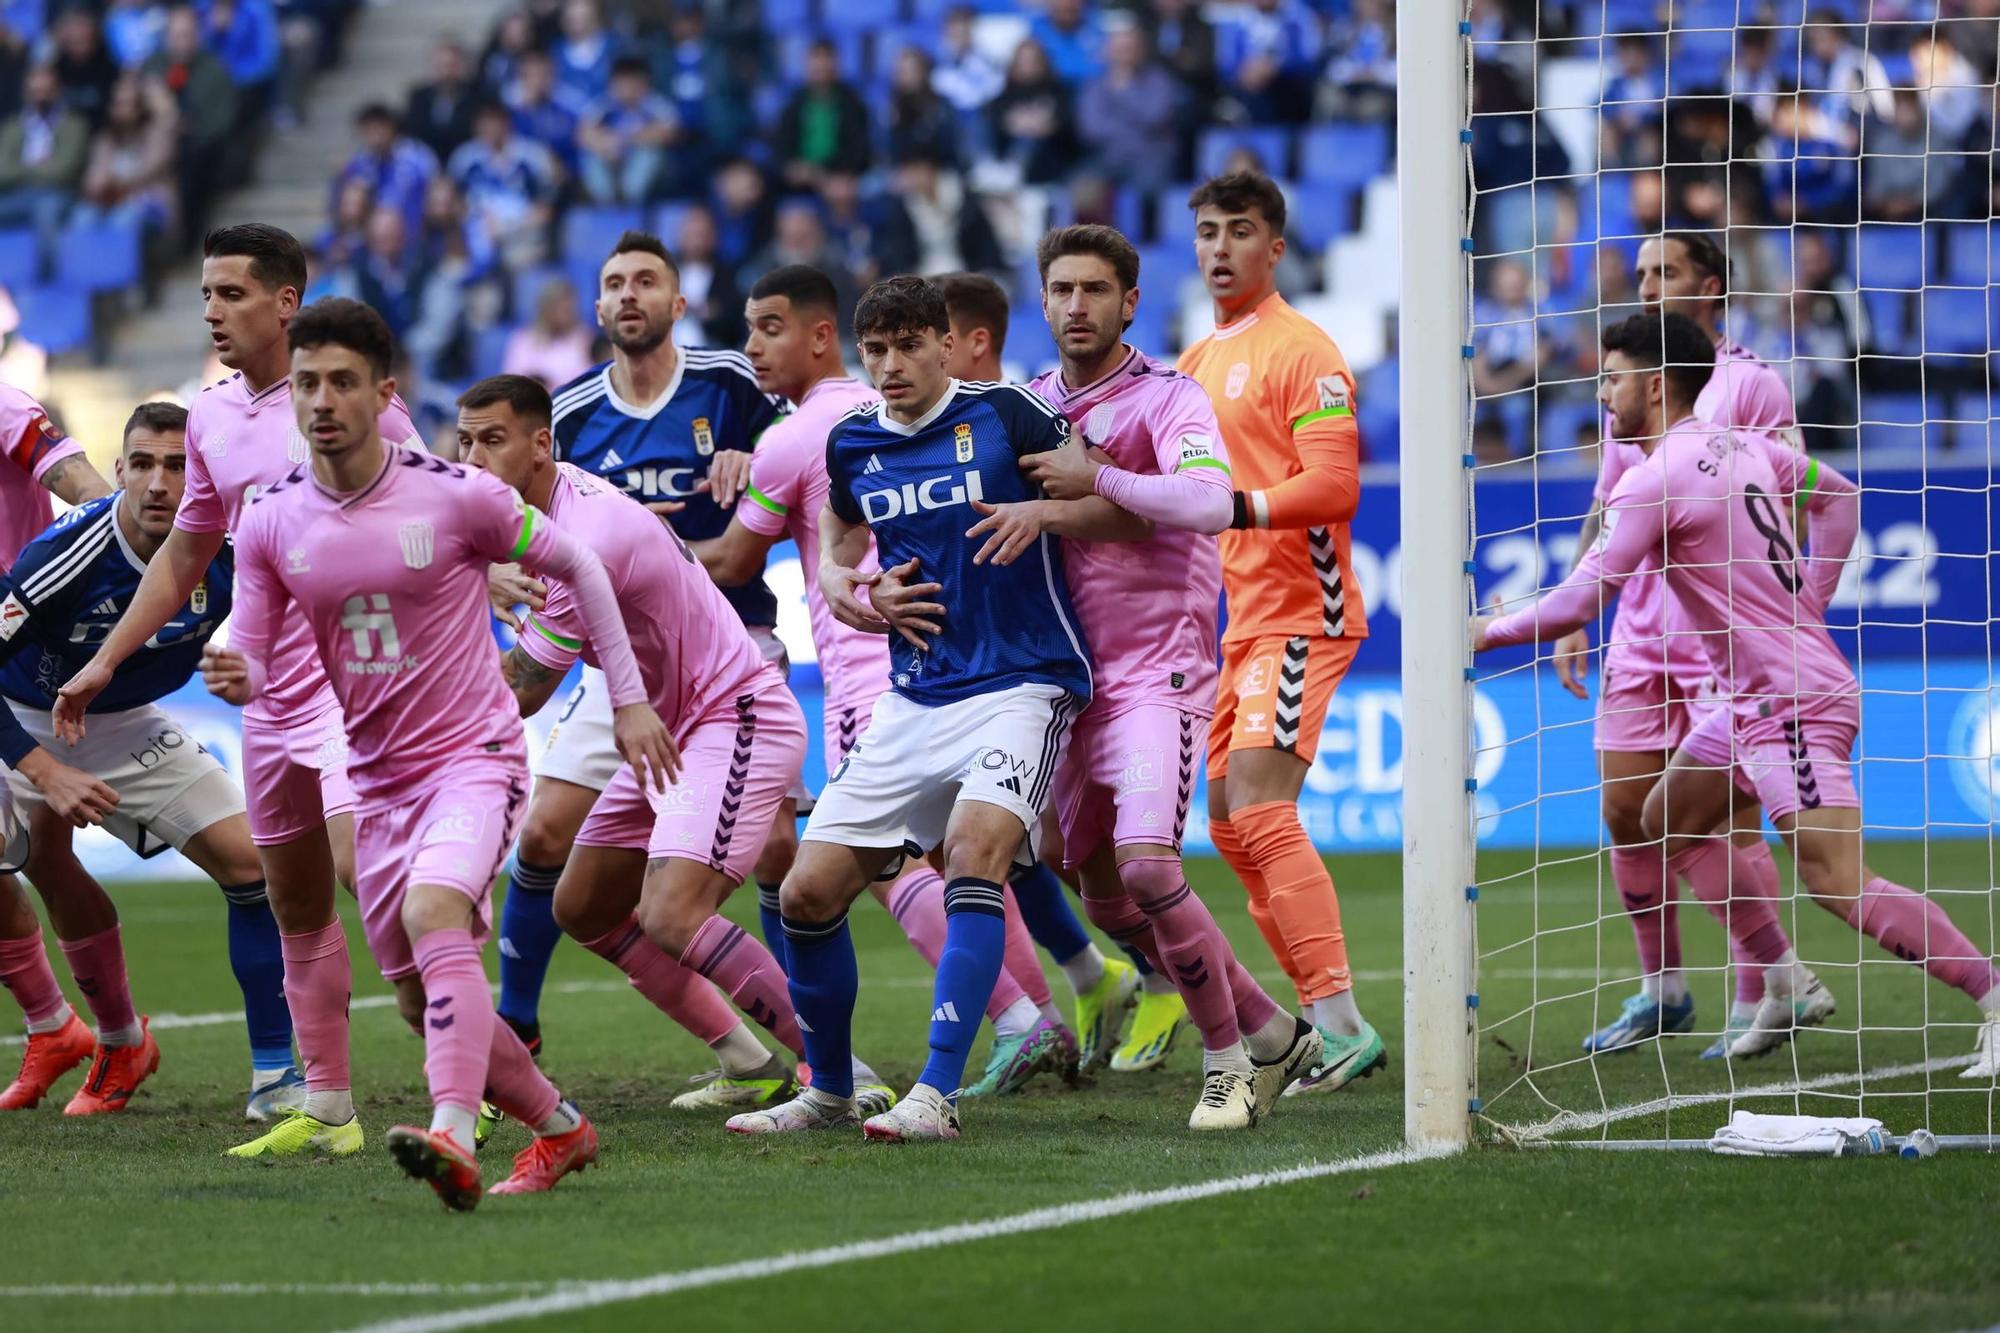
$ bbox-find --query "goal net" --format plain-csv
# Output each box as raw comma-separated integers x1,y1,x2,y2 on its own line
1406,0,2000,1150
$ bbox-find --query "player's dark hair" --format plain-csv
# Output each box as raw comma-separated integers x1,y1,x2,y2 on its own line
1661,230,1730,295
1602,311,1716,403
121,400,188,445
458,374,552,432
607,229,680,280
931,271,1008,348
1036,224,1141,293
1188,171,1287,235
853,275,950,342
203,222,308,297
749,264,840,319
288,298,396,380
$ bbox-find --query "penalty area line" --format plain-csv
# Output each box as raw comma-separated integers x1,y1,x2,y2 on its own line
0,1283,557,1299
335,1144,1455,1333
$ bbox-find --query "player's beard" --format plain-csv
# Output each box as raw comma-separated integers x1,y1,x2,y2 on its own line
608,315,670,355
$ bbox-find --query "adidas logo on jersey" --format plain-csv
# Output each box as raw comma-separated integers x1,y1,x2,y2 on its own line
862,453,884,474
859,470,986,522
91,598,120,616
601,448,624,467
931,1001,961,1024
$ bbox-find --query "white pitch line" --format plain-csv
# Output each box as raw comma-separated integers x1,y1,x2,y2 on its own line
334,1144,1455,1333
0,1283,555,1300
1498,1052,1978,1141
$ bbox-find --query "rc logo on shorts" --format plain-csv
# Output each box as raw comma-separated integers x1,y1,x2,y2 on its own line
1948,687,2000,821
1239,653,1274,698
398,522,435,571
423,803,485,846
648,778,710,821
1115,748,1163,796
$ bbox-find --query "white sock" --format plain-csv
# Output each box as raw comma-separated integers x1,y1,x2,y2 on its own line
535,1099,581,1137
99,1020,143,1048
1036,1000,1064,1026
1203,1042,1252,1075
850,1054,880,1085
710,1022,772,1077
1763,951,1805,999
1657,971,1689,1005
1729,1000,1760,1025
302,1089,355,1125
908,1080,947,1106
25,1002,72,1035
802,1084,853,1112
993,996,1039,1039
1140,970,1175,996
1245,1010,1299,1062
1058,944,1107,995
430,1103,478,1144
1310,989,1364,1037
250,1065,292,1092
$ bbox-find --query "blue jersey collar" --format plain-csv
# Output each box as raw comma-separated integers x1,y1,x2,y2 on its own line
874,379,962,437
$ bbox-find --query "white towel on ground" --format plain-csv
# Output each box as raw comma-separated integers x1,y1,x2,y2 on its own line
1710,1111,1886,1157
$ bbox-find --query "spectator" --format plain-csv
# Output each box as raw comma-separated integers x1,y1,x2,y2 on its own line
1802,10,1893,132
889,46,958,169
1471,257,1542,453
1863,89,1947,221
775,37,870,188
315,175,373,272
1600,35,1663,167
671,202,742,346
710,155,771,269
507,47,587,172
989,38,1076,186
75,71,178,241
143,5,234,241
871,150,1003,277
1786,227,1861,452
332,102,438,235
201,0,280,121
555,0,616,102
48,7,120,129
405,38,479,165
1078,22,1181,197
817,167,877,288
1909,32,1985,150
1761,92,1857,224
103,0,166,71
406,178,491,384
1325,0,1394,114
579,55,678,203
480,9,539,96
0,63,88,263
328,203,418,336
932,6,1004,128
448,99,557,269
752,198,858,328
503,274,593,388
1729,25,1781,126
653,4,746,154
1146,0,1218,114
1223,0,1323,124
1029,0,1105,84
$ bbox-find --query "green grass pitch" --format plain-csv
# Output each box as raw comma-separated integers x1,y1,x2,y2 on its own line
1,847,1995,1332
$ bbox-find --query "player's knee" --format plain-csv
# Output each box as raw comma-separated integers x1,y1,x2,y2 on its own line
517,814,575,869
400,887,472,943
1603,788,1653,846
636,892,702,959
754,823,798,884
778,873,845,925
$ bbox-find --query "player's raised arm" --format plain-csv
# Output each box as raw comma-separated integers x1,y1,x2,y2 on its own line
39,451,112,505
1475,470,1666,653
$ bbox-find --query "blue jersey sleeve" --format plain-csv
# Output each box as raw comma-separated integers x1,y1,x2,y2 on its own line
988,384,1073,459
0,503,109,765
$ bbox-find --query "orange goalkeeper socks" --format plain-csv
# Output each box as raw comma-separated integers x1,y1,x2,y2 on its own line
1230,801,1354,1004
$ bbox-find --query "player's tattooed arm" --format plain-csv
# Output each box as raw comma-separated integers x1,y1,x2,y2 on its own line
501,643,565,716
41,454,113,505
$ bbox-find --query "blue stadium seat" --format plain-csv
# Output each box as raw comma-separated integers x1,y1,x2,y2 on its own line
512,265,562,320
1137,241,1196,288
1673,0,1737,28
1923,286,1988,355
1003,305,1057,376
1857,391,1925,453
17,284,90,355
761,0,814,29
1197,126,1292,181
1596,170,1640,241
1666,29,1735,92
818,0,900,31
1298,121,1390,188
1291,179,1358,250
473,323,513,379
562,206,644,270
1861,288,1912,356
1942,223,1994,288
55,218,141,293
1856,223,1926,291
0,227,37,292
649,201,692,246
1125,296,1169,353
1602,0,1662,34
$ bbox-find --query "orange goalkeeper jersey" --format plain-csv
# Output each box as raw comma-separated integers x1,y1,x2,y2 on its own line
1178,292,1369,644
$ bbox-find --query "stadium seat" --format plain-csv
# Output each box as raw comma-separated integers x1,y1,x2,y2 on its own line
1125,295,1169,353
1856,391,1926,454
1673,0,1737,28
1196,126,1292,182
17,284,90,355
0,227,37,292
1299,122,1390,189
472,323,513,379
54,218,141,293
1861,287,1913,356
1601,0,1662,35
1942,223,1994,288
1003,305,1057,376
1922,286,1988,355
1665,29,1735,92
649,202,692,246
1137,241,1196,288
1856,223,1926,291
761,0,814,29
817,0,900,31
562,207,644,270
1291,180,1359,251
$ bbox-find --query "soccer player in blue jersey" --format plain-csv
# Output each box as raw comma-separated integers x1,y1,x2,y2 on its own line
490,229,802,1085
726,275,1151,1142
0,403,296,1118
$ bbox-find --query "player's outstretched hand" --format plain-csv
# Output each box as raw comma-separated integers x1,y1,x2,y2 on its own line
52,660,112,745
18,751,117,828
872,557,946,650
487,562,547,632
201,643,254,705
821,563,890,635
644,498,687,517
1551,628,1592,700
1018,435,1102,501
1468,595,1505,655
614,702,681,791
966,498,1046,567
701,451,752,508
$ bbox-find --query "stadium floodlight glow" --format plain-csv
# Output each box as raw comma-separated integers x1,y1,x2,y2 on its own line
1438,0,2000,1155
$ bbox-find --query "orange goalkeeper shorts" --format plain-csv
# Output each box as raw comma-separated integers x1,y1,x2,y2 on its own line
1208,634,1360,781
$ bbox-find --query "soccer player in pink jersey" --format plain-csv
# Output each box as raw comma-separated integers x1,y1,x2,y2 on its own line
1018,225,1323,1127
457,372,899,1116
1476,314,2000,1069
204,300,675,1208
692,265,1072,1099
1553,233,1804,1059
54,225,426,1158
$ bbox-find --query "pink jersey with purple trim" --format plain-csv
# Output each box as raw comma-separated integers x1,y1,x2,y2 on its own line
1596,338,1798,686
177,372,420,727
1030,347,1229,718
0,384,86,568
1493,421,1858,741
518,463,769,732
736,375,889,711
231,446,549,809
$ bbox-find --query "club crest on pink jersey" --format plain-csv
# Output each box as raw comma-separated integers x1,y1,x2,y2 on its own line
399,521,435,570
1084,404,1116,444
286,426,308,463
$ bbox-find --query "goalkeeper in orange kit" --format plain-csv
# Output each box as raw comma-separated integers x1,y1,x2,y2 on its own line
1176,172,1386,1094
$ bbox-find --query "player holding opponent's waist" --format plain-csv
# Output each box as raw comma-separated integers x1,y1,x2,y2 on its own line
728,275,1151,1143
